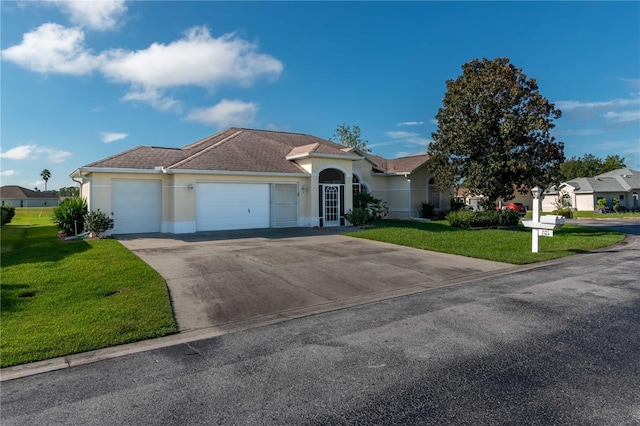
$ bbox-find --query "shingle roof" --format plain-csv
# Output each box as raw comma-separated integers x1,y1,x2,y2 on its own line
366,153,429,174
81,128,430,175
1,185,59,199
564,168,640,193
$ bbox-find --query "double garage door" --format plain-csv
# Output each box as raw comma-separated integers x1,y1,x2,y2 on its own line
196,183,297,231
111,181,297,234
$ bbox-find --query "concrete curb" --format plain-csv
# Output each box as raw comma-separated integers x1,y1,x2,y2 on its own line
1,264,525,382
3,234,635,383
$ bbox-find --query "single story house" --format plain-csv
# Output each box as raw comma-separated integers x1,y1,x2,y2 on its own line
542,168,640,212
71,128,450,235
0,185,60,207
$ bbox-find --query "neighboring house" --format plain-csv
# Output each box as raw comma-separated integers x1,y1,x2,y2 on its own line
70,128,449,235
456,186,532,211
0,185,60,207
542,168,640,212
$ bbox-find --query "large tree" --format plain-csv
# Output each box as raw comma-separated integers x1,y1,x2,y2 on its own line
330,123,369,152
40,169,51,191
428,58,564,205
560,154,626,181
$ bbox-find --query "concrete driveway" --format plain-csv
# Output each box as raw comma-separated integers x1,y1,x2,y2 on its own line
118,228,515,332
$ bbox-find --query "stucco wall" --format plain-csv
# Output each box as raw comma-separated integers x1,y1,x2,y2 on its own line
80,156,440,232
1,198,59,207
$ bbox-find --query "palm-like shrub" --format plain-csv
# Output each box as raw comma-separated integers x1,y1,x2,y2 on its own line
52,197,88,235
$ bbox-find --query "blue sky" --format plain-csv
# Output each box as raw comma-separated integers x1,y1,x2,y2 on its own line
1,1,639,191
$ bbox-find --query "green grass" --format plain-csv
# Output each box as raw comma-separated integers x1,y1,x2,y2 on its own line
1,208,177,367
572,210,640,219
345,220,625,265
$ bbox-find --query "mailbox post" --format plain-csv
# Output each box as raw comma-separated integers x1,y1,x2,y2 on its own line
521,186,565,253
531,186,541,252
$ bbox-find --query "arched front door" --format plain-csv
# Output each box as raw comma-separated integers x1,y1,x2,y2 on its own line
319,168,345,227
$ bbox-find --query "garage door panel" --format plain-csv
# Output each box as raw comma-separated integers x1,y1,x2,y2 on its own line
273,184,298,227
197,183,270,231
111,180,161,234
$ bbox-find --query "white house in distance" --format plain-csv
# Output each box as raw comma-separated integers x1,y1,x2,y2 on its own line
70,128,450,235
0,185,60,207
542,168,640,212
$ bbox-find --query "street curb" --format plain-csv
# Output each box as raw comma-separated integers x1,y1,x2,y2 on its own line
3,234,635,383
0,264,524,382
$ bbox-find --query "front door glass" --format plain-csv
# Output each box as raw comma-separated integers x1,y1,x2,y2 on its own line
323,185,340,226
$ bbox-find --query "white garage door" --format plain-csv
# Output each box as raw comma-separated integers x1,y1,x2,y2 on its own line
111,180,162,234
273,184,298,228
196,183,270,231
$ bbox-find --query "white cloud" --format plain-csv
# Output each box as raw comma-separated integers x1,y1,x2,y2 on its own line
49,0,127,31
1,170,18,177
395,149,427,158
604,110,640,123
101,26,283,89
558,128,606,136
3,23,283,113
620,78,640,90
30,180,46,189
0,144,71,163
121,88,181,112
1,23,99,75
555,98,639,111
397,121,424,126
186,99,257,127
100,132,129,143
0,145,35,160
384,131,431,146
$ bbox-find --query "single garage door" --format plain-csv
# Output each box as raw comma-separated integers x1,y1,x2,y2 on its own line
273,183,298,228
196,183,270,231
111,179,162,234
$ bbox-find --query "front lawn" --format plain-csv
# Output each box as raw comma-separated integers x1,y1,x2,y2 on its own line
345,220,625,265
1,208,177,367
572,210,640,219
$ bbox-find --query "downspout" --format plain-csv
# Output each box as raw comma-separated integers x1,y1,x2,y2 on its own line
71,173,90,210
407,173,429,222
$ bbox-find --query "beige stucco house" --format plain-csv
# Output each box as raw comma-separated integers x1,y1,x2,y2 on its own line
70,128,448,235
541,168,640,212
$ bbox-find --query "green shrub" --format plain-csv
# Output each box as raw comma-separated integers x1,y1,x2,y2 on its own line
552,208,572,218
84,209,114,237
345,208,370,227
446,210,472,227
446,209,519,228
354,192,377,209
1,205,16,225
449,197,467,212
353,192,389,221
420,202,436,219
52,197,88,235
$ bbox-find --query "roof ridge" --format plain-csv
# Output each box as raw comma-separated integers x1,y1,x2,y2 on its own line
168,129,244,169
181,127,240,150
236,127,318,138
85,145,146,167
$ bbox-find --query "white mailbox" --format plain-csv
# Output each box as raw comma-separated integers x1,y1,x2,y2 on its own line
540,215,566,227
523,186,566,253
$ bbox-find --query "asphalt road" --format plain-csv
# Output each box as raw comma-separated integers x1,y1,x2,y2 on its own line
2,231,639,425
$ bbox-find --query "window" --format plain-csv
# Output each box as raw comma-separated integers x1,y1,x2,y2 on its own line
620,195,625,201
428,177,441,209
352,175,368,196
